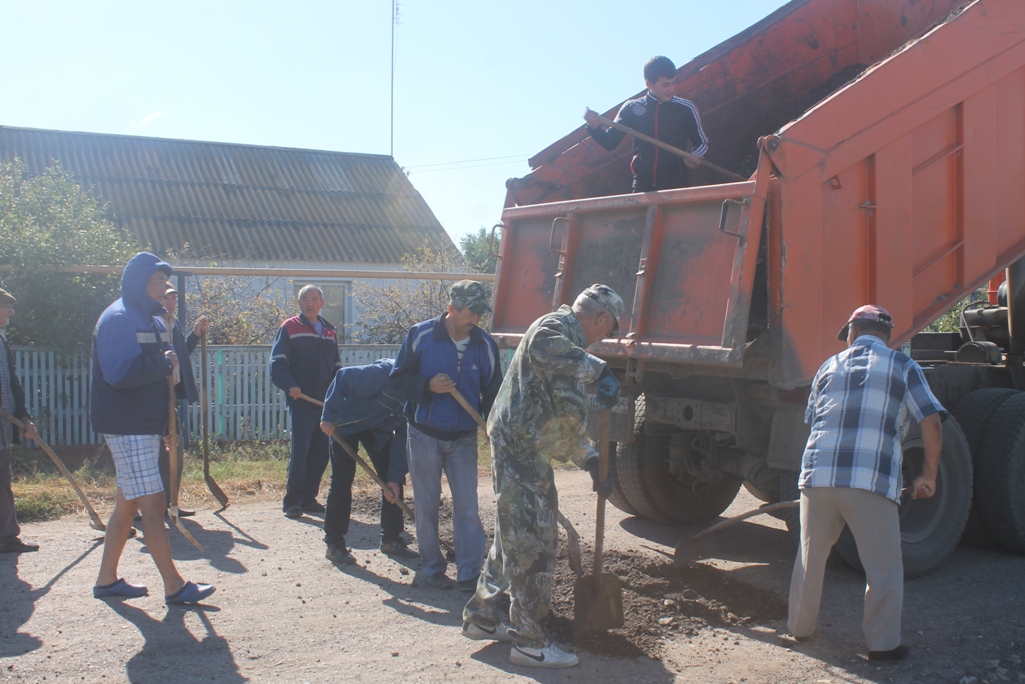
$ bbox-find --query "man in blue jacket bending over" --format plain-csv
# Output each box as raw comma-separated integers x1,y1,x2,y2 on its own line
91,252,214,605
319,358,419,564
270,285,341,519
390,281,503,591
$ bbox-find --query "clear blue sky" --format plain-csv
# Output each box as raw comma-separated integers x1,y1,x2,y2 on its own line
0,0,789,249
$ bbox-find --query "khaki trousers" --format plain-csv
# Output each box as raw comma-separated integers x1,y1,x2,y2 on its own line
787,486,903,651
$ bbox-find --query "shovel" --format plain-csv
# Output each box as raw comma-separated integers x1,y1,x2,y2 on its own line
673,499,799,564
200,335,229,510
297,392,456,556
0,408,106,531
167,377,204,552
574,410,624,633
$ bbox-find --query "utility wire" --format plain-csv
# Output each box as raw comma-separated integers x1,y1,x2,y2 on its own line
406,154,529,173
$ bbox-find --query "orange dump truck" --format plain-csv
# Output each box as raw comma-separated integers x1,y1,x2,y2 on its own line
488,0,1025,576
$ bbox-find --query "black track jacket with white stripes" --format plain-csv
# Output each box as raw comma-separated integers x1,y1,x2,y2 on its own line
587,91,709,192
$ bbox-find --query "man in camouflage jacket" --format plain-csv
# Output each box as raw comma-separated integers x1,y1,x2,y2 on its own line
462,284,624,669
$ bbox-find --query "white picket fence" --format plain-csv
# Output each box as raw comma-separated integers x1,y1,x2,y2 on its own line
12,345,399,446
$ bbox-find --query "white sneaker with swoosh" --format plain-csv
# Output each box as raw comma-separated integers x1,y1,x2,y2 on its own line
462,621,513,642
509,642,579,668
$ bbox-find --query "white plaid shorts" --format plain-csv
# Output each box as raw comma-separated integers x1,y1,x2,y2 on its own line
104,434,164,500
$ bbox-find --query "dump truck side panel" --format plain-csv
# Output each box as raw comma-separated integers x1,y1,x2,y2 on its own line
768,0,1025,385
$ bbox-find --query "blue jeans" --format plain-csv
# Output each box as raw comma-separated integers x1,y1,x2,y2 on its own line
407,426,485,581
283,405,330,510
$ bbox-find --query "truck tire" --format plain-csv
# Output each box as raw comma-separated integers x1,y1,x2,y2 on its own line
606,439,639,517
952,388,1015,547
976,393,1025,554
642,451,742,524
613,395,672,523
614,395,742,524
832,417,973,578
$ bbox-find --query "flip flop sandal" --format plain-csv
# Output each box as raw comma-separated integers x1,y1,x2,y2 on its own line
165,581,216,605
93,578,148,598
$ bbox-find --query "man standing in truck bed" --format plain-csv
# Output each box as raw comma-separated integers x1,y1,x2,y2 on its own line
584,55,709,192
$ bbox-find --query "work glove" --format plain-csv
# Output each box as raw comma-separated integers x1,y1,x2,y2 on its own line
584,456,614,500
593,366,621,410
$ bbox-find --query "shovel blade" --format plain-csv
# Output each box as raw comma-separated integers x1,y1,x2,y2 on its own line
574,573,624,633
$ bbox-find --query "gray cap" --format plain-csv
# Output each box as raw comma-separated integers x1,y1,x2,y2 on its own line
0,288,15,306
450,280,492,314
581,284,624,335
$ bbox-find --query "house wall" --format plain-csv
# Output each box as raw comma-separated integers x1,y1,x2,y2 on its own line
170,258,412,343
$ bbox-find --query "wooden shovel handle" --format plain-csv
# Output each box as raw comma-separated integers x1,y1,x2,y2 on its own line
593,411,611,574
449,388,488,432
0,408,105,531
300,392,411,515
586,110,746,182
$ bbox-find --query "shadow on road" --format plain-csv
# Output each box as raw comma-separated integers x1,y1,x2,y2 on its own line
137,517,248,574
107,600,247,683
0,540,103,658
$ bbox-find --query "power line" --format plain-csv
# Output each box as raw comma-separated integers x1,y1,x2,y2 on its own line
405,154,529,173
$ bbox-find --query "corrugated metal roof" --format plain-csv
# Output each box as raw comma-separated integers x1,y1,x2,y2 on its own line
0,126,453,263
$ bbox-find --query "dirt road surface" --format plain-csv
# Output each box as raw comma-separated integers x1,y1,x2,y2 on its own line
2,470,1023,683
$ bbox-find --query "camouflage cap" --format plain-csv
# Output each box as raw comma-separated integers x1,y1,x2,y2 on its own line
450,279,492,314
581,284,625,335
0,288,15,306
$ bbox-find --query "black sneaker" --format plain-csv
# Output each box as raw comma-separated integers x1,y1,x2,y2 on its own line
380,537,418,559
458,578,478,593
283,505,304,519
419,573,454,589
326,544,356,564
868,644,909,662
301,501,326,514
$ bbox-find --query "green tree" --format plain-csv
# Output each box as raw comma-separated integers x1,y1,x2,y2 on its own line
350,238,467,343
0,160,138,353
183,273,292,345
459,226,499,275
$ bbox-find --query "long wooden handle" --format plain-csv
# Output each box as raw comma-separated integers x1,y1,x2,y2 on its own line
166,377,204,551
593,411,611,574
449,388,488,432
0,408,105,531
298,392,412,515
299,392,455,554
167,377,180,509
686,500,799,545
201,334,209,477
587,110,746,182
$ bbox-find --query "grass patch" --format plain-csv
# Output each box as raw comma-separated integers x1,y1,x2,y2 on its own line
13,432,497,523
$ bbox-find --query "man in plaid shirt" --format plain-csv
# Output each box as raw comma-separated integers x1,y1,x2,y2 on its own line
786,305,944,662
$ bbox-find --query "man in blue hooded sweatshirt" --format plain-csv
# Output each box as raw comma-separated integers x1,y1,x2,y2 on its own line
90,252,215,605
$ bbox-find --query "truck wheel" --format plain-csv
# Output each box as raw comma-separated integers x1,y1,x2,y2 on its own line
606,439,639,517
613,396,672,523
976,393,1025,554
614,395,742,524
833,417,973,578
952,388,1015,547
642,452,742,524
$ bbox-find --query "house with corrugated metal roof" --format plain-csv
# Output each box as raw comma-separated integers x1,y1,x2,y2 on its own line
0,125,458,339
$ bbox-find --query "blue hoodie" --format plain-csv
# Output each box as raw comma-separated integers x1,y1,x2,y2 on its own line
90,253,175,435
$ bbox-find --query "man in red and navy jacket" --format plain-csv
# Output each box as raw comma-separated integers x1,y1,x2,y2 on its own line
270,285,341,519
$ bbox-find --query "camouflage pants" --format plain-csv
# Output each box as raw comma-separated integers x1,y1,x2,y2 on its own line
463,437,558,648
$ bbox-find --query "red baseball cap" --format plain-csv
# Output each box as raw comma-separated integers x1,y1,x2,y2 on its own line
838,304,894,341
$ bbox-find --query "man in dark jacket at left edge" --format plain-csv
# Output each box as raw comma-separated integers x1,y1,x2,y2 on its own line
0,287,40,553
